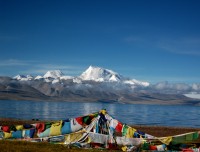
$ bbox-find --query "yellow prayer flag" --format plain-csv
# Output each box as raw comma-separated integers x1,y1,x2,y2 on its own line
159,136,172,145
49,121,62,136
4,132,12,139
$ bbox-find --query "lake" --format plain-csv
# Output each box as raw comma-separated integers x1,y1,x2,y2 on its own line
0,100,199,128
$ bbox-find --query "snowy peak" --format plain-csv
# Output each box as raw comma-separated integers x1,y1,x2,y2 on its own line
43,70,64,79
80,66,123,82
13,75,33,81
13,75,26,80
12,66,150,87
35,75,43,80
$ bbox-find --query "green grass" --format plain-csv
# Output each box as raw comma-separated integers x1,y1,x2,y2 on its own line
0,140,120,152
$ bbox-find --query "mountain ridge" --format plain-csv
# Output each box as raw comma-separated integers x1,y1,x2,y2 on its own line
13,66,150,87
0,66,200,105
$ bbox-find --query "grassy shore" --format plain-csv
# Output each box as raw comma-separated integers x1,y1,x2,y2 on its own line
0,140,116,152
1,118,200,151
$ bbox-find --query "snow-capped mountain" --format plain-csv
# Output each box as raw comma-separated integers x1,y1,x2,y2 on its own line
43,70,64,79
35,75,43,80
13,75,26,80
5,66,200,104
13,75,33,81
79,66,149,86
79,66,124,82
13,66,150,87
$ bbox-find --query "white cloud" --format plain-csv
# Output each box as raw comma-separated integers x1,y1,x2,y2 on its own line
0,59,85,76
151,81,200,94
20,63,84,76
0,59,30,66
36,64,81,70
192,83,200,91
123,34,200,56
158,37,200,56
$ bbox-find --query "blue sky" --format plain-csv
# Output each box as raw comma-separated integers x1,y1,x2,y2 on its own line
0,0,200,83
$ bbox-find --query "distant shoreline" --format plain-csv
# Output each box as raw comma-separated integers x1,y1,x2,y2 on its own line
1,97,200,106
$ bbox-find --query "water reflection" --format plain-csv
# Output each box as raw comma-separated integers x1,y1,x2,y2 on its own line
0,100,199,128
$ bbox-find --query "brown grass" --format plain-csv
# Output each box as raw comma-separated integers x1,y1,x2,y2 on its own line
0,140,120,152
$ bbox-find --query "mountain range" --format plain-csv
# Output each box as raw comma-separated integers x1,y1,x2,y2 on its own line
0,65,200,105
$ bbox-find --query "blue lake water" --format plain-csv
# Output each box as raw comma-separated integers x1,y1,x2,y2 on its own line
0,100,199,128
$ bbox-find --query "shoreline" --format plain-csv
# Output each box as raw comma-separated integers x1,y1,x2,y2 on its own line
1,98,200,106
1,117,200,151
1,117,200,137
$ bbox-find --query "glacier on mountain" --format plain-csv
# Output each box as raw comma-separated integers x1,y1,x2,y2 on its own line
13,75,33,81
5,66,200,103
43,70,64,79
12,66,200,97
79,65,124,82
35,75,43,80
13,65,149,87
